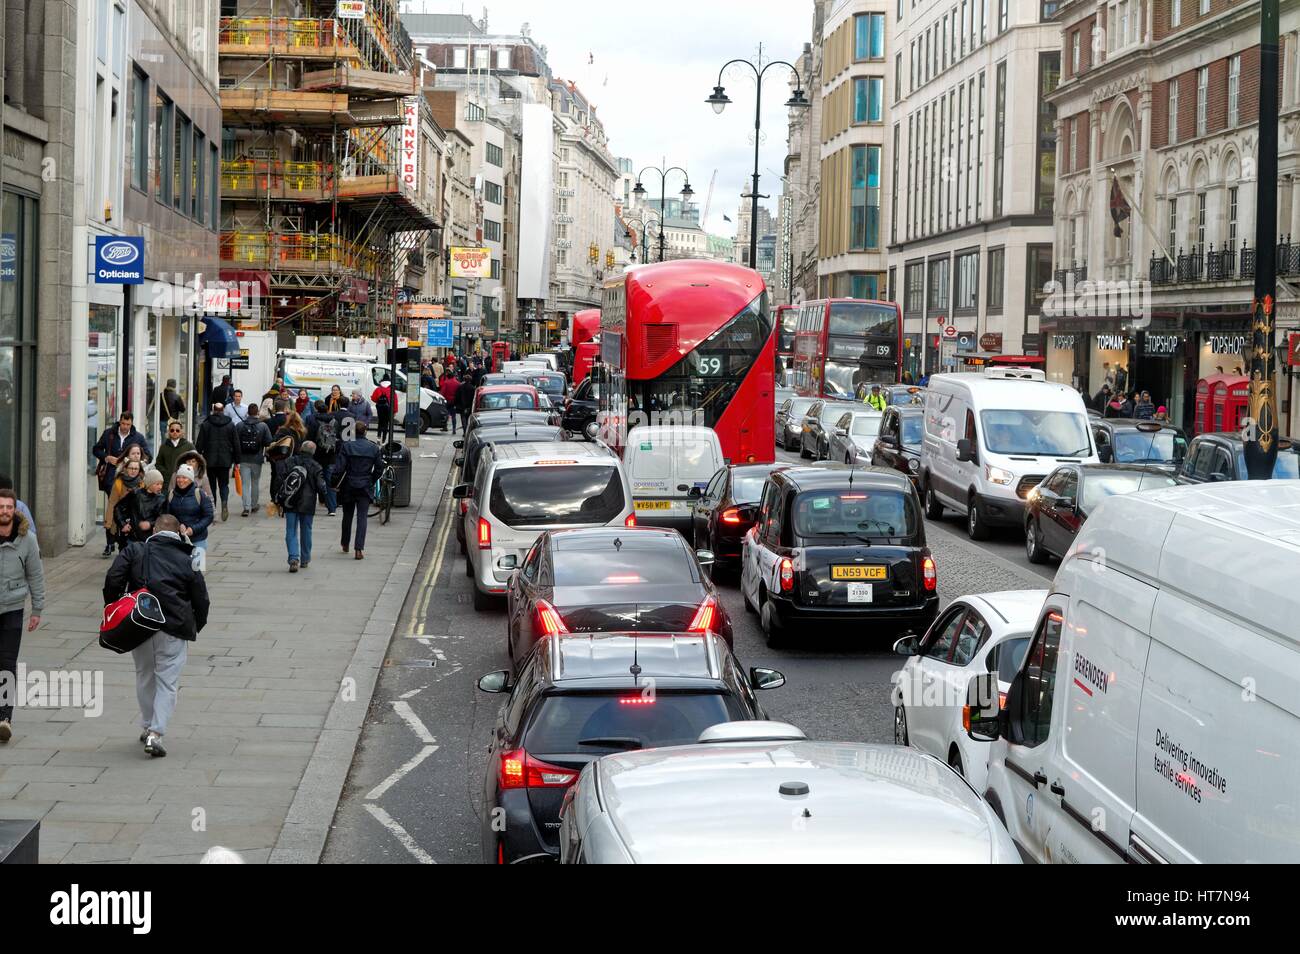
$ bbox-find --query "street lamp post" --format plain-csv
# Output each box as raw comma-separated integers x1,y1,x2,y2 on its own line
632,160,693,263
623,209,662,264
706,43,809,272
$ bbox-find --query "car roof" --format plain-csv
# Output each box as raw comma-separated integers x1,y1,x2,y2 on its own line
472,425,564,441
542,632,724,684
478,384,538,395
486,441,612,464
927,373,1084,410
549,527,683,552
1073,463,1179,478
627,425,719,441
963,589,1049,627
775,465,912,492
730,462,786,478
1191,431,1297,449
593,740,1001,863
1096,419,1181,432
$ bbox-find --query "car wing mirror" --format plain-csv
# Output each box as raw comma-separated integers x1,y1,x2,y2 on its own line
749,667,786,691
452,483,473,499
453,439,464,449
1098,446,1113,463
892,635,921,656
477,670,512,693
695,549,715,566
453,457,464,467
964,673,1002,742
956,438,977,463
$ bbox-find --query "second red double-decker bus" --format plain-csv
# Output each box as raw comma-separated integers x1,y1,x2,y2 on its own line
792,298,903,400
598,260,775,464
569,308,601,384
774,303,797,387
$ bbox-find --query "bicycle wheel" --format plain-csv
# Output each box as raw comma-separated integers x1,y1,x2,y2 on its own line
368,480,383,518
382,475,394,525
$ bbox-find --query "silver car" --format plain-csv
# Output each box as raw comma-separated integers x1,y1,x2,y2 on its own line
826,409,884,465
776,397,817,452
558,721,1021,863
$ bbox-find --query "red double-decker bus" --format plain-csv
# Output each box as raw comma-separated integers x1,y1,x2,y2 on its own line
598,260,775,464
792,298,903,400
569,308,601,384
774,304,797,387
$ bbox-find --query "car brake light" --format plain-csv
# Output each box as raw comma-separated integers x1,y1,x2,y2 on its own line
619,696,655,706
603,574,643,584
477,518,491,549
499,748,578,790
687,595,718,633
624,513,637,527
535,599,569,637
922,555,937,591
779,557,794,592
998,691,1008,710
720,507,743,525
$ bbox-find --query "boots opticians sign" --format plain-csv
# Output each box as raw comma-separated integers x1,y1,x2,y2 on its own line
93,236,144,284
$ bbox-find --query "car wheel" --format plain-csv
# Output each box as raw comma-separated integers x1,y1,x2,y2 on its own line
472,582,492,611
948,747,965,777
465,552,474,578
894,705,909,746
966,496,990,541
1025,518,1048,564
760,593,785,649
923,480,944,520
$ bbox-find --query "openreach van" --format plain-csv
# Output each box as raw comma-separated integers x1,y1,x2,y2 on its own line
274,350,447,432
965,481,1300,863
920,366,1097,540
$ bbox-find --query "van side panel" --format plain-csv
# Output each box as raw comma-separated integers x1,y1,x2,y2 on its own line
1133,590,1300,862
922,383,967,509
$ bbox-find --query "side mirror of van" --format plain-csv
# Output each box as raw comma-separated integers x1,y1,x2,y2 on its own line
683,485,700,497
956,438,977,463
1098,445,1113,463
453,457,464,467
452,484,472,500
964,673,1001,742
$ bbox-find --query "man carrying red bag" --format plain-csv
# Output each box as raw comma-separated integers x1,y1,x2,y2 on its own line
104,514,209,758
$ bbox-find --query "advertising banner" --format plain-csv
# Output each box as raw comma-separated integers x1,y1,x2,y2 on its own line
449,247,491,278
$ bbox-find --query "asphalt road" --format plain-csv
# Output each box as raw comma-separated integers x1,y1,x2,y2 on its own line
322,437,1051,864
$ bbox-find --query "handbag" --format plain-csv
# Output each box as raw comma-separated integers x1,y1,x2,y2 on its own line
233,464,243,497
99,544,166,654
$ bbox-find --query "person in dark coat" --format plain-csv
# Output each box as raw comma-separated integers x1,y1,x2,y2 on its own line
104,514,209,757
308,401,340,515
161,379,186,430
332,421,384,560
93,413,152,556
127,470,168,542
280,441,329,572
1092,385,1113,414
1134,390,1156,420
454,371,473,422
210,375,235,409
156,420,195,489
165,462,215,556
195,403,241,521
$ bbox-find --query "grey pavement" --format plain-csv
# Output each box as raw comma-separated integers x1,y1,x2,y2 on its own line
0,431,454,864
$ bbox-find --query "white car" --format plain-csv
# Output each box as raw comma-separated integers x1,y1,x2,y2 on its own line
891,589,1046,793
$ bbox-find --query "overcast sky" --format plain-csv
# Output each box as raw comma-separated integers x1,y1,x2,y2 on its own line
406,1,813,236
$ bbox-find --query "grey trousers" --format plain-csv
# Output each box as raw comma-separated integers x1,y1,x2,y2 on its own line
132,631,189,736
239,461,263,511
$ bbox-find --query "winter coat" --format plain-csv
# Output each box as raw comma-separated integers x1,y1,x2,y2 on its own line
439,376,461,406
166,480,215,543
1134,400,1156,421
332,438,384,497
282,453,329,514
155,438,196,487
325,391,347,414
371,384,399,418
196,413,241,471
104,531,209,640
211,382,236,408
107,471,145,535
92,426,152,493
454,378,473,413
0,514,45,616
128,488,167,541
162,387,186,424
348,396,374,427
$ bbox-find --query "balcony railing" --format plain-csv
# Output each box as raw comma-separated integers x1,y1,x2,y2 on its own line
220,231,379,274
1148,238,1300,286
1052,263,1089,286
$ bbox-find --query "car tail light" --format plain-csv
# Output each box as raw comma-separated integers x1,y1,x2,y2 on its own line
477,518,491,549
779,557,794,592
998,691,1008,710
720,507,743,525
619,696,655,706
499,748,578,790
921,555,937,591
535,599,569,637
687,595,718,633
624,513,637,527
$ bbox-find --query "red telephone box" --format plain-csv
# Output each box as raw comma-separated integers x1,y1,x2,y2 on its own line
1222,377,1250,434
1194,373,1248,434
491,341,510,373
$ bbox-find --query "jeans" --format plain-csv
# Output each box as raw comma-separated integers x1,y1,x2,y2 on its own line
239,461,263,511
448,409,461,433
0,610,23,723
132,631,189,736
377,411,392,445
285,511,314,565
324,485,337,513
211,468,231,506
340,492,369,552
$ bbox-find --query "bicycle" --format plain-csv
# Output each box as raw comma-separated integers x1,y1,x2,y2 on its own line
369,459,396,525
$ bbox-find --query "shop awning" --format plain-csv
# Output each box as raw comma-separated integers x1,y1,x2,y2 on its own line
198,316,239,358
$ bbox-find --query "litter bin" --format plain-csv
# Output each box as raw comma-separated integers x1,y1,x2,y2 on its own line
383,441,413,507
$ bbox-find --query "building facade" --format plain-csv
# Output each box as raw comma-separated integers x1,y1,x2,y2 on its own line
783,5,833,305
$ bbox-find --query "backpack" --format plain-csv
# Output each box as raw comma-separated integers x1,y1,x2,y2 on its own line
275,463,309,510
376,389,392,414
265,434,294,463
317,418,338,454
239,421,262,456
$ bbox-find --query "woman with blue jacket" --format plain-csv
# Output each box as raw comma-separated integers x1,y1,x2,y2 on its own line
165,457,214,555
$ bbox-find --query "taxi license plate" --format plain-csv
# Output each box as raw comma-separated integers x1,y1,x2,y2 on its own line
635,500,673,511
832,565,887,580
847,583,873,603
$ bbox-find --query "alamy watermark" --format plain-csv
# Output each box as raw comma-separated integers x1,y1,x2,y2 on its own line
1041,271,1152,328
0,665,104,718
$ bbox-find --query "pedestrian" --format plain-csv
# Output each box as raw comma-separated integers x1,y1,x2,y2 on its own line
325,384,347,414
196,402,241,522
371,376,399,445
267,409,306,506
93,412,152,557
104,514,209,758
333,421,384,560
1119,391,1137,418
0,488,44,744
864,383,887,411
901,370,914,385
107,458,146,552
260,378,286,416
0,474,35,537
165,461,214,558
348,390,374,430
128,469,167,542
161,379,186,429
210,374,235,409
268,398,289,434
1154,405,1172,424
1092,384,1113,414
1134,390,1156,420
277,440,328,572
236,405,273,516
224,391,249,425
440,371,462,434
309,401,340,515
155,419,194,488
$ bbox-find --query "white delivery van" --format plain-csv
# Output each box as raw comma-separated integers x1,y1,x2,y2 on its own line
920,366,1097,540
623,425,725,536
966,481,1300,863
274,350,447,432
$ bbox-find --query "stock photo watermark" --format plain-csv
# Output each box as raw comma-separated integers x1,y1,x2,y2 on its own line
0,666,104,718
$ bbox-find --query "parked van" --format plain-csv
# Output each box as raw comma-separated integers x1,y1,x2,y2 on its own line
966,481,1300,863
274,350,447,431
920,366,1097,540
453,442,634,610
558,721,1020,863
623,425,726,535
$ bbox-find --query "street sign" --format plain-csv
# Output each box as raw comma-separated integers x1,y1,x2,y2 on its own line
942,324,958,339
426,319,454,348
93,236,145,284
980,332,1003,351
230,349,250,370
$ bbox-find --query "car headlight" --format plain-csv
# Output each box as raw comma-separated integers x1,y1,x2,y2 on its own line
908,458,920,473
985,465,1014,485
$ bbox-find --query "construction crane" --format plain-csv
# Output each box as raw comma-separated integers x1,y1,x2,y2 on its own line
700,169,717,229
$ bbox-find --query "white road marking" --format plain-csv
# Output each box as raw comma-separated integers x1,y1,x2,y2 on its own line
405,485,456,637
366,743,438,801
398,688,423,700
392,699,437,744
363,803,437,864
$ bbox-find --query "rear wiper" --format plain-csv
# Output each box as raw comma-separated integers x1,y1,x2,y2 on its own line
578,737,643,750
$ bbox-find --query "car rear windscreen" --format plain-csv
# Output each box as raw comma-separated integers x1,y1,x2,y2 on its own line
1080,471,1179,512
489,465,624,526
528,375,565,395
554,548,693,587
525,692,741,755
732,475,768,503
791,489,918,539
851,416,882,437
479,391,536,410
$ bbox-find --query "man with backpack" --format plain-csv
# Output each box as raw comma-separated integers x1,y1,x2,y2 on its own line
276,440,329,572
237,406,273,516
371,377,399,446
196,403,241,522
333,421,384,561
308,400,340,515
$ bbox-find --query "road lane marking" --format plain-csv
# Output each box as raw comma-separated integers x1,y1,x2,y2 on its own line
363,803,437,864
366,743,438,801
392,699,437,744
405,484,456,637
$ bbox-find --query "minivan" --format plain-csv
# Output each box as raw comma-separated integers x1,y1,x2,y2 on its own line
920,367,1097,540
966,481,1300,863
623,425,725,536
454,442,635,610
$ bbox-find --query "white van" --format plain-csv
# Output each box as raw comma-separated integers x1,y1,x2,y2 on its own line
623,425,725,535
275,350,447,432
966,481,1300,863
920,367,1096,540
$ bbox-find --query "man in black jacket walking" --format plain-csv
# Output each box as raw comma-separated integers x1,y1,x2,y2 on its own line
281,441,329,572
332,421,384,560
196,403,241,521
104,514,209,758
